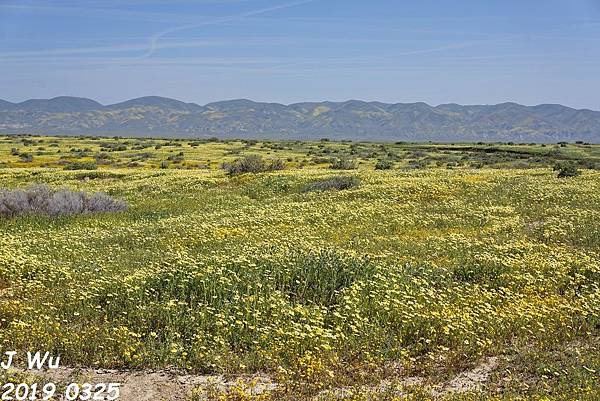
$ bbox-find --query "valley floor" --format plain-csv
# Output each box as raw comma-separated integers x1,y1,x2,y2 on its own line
0,137,599,400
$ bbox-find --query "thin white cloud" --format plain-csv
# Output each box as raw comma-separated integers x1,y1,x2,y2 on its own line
0,0,319,61
0,38,292,58
0,36,516,72
0,3,197,23
139,0,317,58
0,56,287,68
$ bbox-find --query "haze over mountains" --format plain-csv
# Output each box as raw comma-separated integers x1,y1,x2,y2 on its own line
1,96,599,143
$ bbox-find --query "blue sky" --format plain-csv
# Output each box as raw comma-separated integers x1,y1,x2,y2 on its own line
1,0,600,109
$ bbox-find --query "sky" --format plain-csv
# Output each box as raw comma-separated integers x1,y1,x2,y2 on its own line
1,0,600,109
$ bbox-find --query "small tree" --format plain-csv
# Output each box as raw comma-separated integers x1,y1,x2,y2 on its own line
554,162,580,178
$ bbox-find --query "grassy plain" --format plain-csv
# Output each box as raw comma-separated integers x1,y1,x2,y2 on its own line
0,135,599,400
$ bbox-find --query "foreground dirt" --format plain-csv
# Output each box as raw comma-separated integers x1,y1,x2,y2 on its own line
9,367,276,401
7,356,504,400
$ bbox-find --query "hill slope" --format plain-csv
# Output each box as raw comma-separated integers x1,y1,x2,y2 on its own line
1,96,599,142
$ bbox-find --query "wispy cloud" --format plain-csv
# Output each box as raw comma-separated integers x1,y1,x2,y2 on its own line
139,0,317,59
0,0,265,22
0,0,319,61
0,38,296,59
0,56,287,68
0,3,202,23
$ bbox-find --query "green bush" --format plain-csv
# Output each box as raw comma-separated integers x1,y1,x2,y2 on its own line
375,159,393,170
301,175,361,192
19,153,33,162
63,162,98,170
74,171,126,180
329,158,357,170
554,162,581,178
221,155,285,176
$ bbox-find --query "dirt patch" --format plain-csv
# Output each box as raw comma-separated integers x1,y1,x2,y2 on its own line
7,356,502,400
9,367,277,401
441,356,499,394
314,374,426,400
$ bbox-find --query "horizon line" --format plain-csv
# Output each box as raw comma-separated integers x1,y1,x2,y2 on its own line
1,95,598,112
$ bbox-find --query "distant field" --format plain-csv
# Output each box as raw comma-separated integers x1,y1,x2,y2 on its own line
2,134,600,171
0,135,599,400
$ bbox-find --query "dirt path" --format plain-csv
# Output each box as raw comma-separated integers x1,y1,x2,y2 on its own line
9,367,276,401
9,356,500,400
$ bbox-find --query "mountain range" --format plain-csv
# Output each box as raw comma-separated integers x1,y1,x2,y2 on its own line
1,96,599,142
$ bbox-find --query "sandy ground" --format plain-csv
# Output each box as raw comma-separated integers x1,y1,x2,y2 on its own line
9,356,500,400
9,367,276,401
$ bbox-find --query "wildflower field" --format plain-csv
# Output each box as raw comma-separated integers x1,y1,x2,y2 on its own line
0,135,599,400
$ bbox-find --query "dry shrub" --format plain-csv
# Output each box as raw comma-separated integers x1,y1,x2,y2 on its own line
221,155,286,176
0,184,127,218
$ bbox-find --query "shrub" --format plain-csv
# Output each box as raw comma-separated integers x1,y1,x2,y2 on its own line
554,162,581,178
19,153,33,162
268,157,286,171
221,155,285,176
311,157,330,164
375,159,393,170
301,176,361,192
329,158,357,170
167,152,184,163
94,153,113,165
74,171,125,180
63,162,98,170
407,160,427,170
0,185,127,218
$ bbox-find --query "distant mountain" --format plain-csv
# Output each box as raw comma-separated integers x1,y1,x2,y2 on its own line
106,96,204,112
0,96,599,142
0,100,15,110
11,96,104,113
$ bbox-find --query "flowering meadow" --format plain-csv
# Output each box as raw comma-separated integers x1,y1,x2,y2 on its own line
0,136,599,400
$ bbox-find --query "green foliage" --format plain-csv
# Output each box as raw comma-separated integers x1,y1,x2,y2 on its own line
277,250,376,306
19,153,33,162
374,159,393,170
301,176,361,192
329,158,357,170
73,171,126,180
554,162,581,178
63,161,98,170
222,154,286,175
